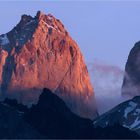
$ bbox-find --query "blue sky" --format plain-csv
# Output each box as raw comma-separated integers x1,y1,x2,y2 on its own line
0,1,140,69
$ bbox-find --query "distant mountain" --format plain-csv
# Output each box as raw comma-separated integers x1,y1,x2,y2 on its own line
0,11,97,119
93,95,140,135
122,41,140,97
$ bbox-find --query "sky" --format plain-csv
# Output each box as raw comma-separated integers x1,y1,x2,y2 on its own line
1,1,140,69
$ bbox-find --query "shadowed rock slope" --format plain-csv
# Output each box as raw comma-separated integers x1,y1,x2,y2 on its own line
0,103,42,138
122,41,140,97
24,88,139,139
0,88,138,139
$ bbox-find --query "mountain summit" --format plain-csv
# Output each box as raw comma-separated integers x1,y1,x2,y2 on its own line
0,11,97,119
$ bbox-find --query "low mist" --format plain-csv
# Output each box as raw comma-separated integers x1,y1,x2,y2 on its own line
88,61,130,115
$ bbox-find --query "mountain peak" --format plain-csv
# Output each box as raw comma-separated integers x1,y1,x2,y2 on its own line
36,11,46,20
0,11,98,119
35,11,56,23
21,14,33,22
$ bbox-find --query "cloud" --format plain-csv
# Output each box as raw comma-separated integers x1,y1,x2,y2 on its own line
88,61,130,114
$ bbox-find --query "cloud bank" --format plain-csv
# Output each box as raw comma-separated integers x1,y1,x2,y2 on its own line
88,61,130,114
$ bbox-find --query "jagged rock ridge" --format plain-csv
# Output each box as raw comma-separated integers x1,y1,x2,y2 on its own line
25,88,94,138
0,11,97,119
93,95,140,135
0,88,137,139
25,88,139,139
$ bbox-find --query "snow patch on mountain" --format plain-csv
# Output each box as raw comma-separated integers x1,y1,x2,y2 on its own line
123,117,140,130
93,96,140,135
0,34,9,45
124,101,137,118
25,20,35,27
41,20,55,29
134,109,140,115
130,117,140,129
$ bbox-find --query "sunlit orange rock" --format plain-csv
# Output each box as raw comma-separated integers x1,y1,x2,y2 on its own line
0,11,98,119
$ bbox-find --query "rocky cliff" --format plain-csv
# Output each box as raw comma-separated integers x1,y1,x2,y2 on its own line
0,11,97,119
122,41,140,97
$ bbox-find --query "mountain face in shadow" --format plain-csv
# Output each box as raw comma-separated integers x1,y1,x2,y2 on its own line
24,88,94,139
0,11,97,119
122,41,140,97
3,98,29,113
24,88,139,139
0,88,136,138
0,102,42,138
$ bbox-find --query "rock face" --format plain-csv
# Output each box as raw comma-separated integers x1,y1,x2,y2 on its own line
0,11,97,119
122,41,140,97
